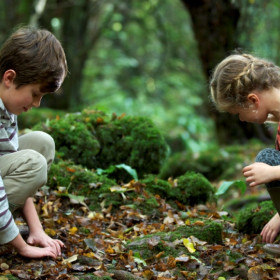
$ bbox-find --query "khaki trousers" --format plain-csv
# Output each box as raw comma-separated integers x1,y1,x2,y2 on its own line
0,131,55,212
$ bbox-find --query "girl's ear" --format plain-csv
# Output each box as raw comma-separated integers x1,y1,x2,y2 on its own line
2,69,16,88
247,93,260,108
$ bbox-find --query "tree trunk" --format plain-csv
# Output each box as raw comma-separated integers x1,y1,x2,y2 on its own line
40,0,114,110
181,0,273,144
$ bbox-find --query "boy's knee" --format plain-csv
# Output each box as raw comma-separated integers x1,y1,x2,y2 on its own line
5,150,48,209
24,149,48,186
19,131,55,167
256,148,280,166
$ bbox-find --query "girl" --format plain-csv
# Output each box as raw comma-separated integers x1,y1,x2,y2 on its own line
210,53,280,255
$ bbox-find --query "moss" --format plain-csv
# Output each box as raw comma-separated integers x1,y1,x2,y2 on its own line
236,201,276,234
160,146,244,182
142,172,215,207
226,250,243,262
176,171,216,206
95,115,168,180
34,114,100,168
18,107,65,129
48,159,164,214
48,159,118,211
172,221,223,244
35,109,168,182
142,175,180,199
126,220,223,259
0,275,19,280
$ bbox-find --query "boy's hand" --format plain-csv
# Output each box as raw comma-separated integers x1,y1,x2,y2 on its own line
27,229,64,257
242,162,280,187
9,233,59,258
18,243,58,259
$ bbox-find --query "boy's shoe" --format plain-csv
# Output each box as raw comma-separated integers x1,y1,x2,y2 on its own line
263,244,280,255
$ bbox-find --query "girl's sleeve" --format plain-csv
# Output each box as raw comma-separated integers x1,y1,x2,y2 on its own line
0,174,19,244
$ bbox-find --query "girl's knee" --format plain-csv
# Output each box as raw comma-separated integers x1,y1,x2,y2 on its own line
256,148,280,166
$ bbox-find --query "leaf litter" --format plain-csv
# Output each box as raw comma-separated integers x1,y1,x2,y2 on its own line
0,181,280,279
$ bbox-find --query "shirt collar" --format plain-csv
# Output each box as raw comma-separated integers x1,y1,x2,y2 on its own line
0,98,15,123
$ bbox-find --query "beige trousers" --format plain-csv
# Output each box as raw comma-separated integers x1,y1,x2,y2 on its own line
0,131,55,212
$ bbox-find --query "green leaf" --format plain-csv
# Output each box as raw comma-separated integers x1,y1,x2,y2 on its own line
116,164,138,181
133,252,147,266
215,180,246,197
97,164,138,180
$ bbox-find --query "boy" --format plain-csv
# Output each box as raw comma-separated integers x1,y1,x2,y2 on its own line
0,26,67,258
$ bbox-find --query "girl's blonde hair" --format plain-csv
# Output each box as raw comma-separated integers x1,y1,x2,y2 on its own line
210,53,280,111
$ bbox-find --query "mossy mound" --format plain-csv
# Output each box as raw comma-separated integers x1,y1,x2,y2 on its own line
176,171,216,206
160,147,244,182
34,109,168,182
48,160,162,214
126,221,223,259
235,200,276,234
143,171,215,206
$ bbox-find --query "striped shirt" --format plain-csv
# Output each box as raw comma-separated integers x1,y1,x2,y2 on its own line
0,98,19,244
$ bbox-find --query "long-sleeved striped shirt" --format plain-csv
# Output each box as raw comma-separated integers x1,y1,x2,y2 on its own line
0,98,19,244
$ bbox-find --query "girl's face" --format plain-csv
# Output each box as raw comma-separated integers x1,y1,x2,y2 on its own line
228,91,273,124
229,105,268,124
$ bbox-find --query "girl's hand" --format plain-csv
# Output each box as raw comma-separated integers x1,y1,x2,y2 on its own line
27,229,64,257
261,213,280,243
242,162,279,187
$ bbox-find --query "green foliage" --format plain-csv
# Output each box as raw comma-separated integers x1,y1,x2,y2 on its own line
235,201,276,234
97,164,138,181
35,109,168,182
215,180,247,197
160,146,245,182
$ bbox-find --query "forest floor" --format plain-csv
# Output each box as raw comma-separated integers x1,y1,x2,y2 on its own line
0,181,279,280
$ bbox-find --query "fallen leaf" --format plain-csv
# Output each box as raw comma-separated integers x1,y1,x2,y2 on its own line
182,238,196,253
62,254,79,264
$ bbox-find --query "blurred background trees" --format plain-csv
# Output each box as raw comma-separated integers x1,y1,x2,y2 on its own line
2,0,280,151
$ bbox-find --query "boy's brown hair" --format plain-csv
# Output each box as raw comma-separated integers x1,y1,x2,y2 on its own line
0,26,67,93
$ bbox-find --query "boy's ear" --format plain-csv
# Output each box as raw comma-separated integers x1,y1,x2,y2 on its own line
3,69,16,88
247,93,260,107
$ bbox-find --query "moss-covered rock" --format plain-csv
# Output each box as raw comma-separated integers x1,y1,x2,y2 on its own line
126,221,223,259
235,200,276,234
35,109,168,182
142,172,215,207
176,171,216,206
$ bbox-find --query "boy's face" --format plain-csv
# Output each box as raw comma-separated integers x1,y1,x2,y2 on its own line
3,83,47,115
